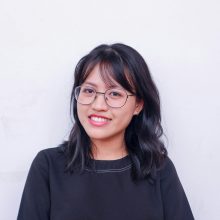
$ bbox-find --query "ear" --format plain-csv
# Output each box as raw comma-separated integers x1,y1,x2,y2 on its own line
133,99,144,115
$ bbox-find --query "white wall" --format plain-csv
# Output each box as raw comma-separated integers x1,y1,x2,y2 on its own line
0,0,219,219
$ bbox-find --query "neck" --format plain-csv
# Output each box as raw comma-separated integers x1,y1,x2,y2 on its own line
90,137,128,160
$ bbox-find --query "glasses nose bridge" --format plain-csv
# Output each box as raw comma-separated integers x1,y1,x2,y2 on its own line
92,90,108,105
96,91,106,97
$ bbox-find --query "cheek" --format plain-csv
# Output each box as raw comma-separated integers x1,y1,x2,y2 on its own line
77,104,87,124
113,106,135,125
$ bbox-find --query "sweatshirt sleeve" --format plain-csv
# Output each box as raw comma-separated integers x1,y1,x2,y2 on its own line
17,151,50,220
160,157,194,220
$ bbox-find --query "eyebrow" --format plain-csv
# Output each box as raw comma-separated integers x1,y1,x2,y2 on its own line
83,81,120,89
83,82,98,87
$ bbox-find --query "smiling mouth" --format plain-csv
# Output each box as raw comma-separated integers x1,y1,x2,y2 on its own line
89,116,111,122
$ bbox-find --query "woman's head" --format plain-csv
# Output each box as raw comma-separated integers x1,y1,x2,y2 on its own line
75,64,144,144
66,43,167,180
72,44,160,129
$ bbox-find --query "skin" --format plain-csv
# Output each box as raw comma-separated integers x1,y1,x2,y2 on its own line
77,64,144,160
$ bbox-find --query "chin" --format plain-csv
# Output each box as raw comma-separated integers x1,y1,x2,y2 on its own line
86,132,112,140
84,128,114,140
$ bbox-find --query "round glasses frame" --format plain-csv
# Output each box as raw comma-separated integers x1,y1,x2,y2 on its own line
74,86,135,108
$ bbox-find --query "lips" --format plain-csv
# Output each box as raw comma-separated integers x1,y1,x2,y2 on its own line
88,114,112,121
88,114,111,126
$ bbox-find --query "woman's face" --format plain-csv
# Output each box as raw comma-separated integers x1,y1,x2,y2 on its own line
77,64,143,143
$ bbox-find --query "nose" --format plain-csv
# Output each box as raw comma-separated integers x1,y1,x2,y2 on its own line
91,92,108,111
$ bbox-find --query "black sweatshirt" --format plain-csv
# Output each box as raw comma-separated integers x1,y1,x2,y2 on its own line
17,145,194,220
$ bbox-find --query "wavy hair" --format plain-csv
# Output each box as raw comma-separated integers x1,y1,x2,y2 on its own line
63,43,167,181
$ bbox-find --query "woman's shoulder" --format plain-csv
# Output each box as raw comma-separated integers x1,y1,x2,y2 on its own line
31,142,68,168
157,156,179,180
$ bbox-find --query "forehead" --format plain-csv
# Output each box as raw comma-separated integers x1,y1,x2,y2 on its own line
83,64,122,89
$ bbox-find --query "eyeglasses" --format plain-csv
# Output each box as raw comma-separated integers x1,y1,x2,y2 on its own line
74,86,135,108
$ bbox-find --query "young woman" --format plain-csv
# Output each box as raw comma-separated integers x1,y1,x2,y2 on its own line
17,43,194,220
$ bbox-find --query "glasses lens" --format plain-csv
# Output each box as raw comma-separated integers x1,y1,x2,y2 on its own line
105,88,127,108
75,86,95,105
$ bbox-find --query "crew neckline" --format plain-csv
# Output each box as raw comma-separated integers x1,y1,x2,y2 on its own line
86,154,132,171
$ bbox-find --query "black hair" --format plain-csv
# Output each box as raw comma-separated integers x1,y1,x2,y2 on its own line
63,43,167,181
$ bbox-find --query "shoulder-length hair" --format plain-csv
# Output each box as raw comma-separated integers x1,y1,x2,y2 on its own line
63,43,167,181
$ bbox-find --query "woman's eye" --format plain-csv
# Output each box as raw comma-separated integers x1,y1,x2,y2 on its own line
109,91,122,97
112,92,120,96
82,88,95,94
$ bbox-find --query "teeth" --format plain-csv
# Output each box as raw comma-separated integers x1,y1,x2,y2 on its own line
90,117,109,122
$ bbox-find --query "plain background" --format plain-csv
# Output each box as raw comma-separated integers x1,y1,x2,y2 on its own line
0,0,220,219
